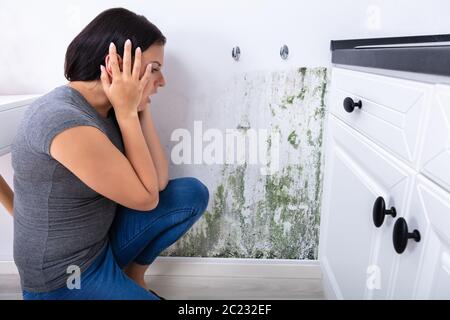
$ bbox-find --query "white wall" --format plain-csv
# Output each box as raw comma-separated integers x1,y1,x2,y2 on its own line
1,0,450,261
3,0,450,96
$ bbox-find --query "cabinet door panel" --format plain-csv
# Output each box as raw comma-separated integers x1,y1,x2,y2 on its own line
408,175,450,300
319,115,412,299
420,85,450,193
330,68,432,166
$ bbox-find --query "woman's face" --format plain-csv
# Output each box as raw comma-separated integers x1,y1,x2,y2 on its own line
137,44,166,111
109,43,166,112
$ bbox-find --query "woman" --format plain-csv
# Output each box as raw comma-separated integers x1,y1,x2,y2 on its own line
7,7,209,300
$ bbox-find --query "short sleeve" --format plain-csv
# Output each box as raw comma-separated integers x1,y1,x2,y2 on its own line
26,103,104,156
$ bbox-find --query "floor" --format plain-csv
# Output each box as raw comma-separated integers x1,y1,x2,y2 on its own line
0,274,325,300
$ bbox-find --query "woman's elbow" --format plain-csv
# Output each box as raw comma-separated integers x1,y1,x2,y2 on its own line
159,178,169,192
138,193,159,211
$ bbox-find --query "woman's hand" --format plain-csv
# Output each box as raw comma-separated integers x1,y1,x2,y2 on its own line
100,39,152,119
137,99,150,113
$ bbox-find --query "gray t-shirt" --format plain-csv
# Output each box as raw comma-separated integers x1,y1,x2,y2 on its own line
11,84,124,292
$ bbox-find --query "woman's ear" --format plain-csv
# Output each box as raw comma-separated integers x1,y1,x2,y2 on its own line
104,54,123,77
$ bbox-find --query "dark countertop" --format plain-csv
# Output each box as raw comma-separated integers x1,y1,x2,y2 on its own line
331,34,450,77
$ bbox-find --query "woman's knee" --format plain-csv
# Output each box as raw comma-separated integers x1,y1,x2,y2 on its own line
166,177,209,213
191,177,209,213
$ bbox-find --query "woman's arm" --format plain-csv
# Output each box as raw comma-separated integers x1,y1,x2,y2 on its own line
138,104,169,191
3,115,161,215
0,174,13,216
0,108,168,216
50,121,160,212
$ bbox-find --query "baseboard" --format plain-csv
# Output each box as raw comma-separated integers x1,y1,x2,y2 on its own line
0,258,322,279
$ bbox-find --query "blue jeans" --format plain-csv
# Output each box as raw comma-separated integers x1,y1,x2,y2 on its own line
22,177,209,300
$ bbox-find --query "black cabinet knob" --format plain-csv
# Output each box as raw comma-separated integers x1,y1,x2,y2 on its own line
393,217,421,254
373,196,396,228
343,97,362,113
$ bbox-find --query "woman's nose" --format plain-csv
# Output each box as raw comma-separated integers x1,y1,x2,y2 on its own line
159,75,166,87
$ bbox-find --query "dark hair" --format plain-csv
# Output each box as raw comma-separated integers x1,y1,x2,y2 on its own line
64,7,166,81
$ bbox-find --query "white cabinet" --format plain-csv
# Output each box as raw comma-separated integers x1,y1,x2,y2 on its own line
319,115,413,299
0,95,40,156
420,85,450,192
320,67,450,300
398,175,450,299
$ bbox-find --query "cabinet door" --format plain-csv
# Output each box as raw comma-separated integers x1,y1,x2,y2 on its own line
319,115,413,299
402,175,450,300
420,84,450,193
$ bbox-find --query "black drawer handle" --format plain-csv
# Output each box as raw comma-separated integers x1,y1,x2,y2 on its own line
393,217,421,254
373,196,396,228
343,97,362,113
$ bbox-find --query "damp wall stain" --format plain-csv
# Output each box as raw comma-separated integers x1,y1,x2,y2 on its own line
161,67,329,259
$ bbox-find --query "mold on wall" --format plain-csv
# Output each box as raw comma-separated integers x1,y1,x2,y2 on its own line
161,67,329,259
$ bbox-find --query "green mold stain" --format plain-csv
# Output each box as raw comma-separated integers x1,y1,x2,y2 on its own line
276,67,312,110
227,163,247,220
298,67,307,76
313,68,329,210
259,164,317,259
287,130,300,149
306,129,314,146
236,124,251,133
286,95,295,104
314,68,328,120
297,87,307,101
279,102,288,109
269,103,276,117
163,163,322,259
263,167,295,211
161,66,329,260
296,67,307,101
